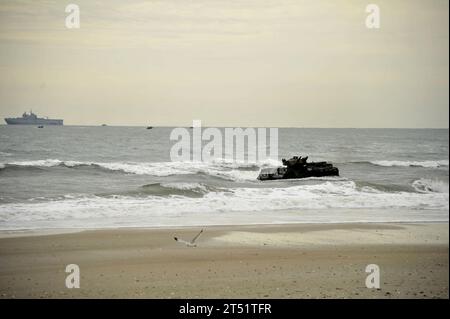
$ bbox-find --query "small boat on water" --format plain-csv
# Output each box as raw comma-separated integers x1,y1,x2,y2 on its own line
146,126,153,129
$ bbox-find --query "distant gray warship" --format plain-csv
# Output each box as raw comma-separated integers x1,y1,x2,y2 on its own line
4,111,63,125
258,155,339,180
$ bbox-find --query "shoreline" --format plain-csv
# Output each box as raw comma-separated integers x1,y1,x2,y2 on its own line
0,219,449,239
0,222,448,298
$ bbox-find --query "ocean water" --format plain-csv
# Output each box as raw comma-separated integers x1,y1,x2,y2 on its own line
0,126,448,230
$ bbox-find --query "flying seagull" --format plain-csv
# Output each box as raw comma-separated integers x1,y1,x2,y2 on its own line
174,229,204,247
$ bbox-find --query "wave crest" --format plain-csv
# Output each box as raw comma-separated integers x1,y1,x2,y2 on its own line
370,160,448,168
0,158,278,181
412,178,449,193
0,180,448,230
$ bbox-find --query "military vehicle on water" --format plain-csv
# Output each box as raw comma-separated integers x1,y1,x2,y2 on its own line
257,156,339,180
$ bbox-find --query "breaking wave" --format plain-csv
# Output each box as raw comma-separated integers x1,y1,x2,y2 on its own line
412,178,449,194
369,160,448,168
0,180,448,230
0,158,281,181
132,182,226,198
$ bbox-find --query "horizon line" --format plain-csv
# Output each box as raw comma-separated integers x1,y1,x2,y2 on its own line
1,124,448,130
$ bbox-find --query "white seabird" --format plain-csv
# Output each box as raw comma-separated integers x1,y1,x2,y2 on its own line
174,229,204,247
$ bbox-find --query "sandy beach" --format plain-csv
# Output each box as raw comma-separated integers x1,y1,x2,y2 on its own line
0,222,448,299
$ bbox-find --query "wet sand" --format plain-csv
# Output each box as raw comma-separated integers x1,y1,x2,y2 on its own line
0,222,448,298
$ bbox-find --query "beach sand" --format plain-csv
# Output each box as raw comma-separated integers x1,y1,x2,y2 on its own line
0,223,448,298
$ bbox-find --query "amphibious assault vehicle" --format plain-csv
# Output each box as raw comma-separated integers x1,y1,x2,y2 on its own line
257,156,339,180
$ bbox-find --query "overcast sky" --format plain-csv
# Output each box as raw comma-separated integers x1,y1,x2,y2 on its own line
0,0,448,127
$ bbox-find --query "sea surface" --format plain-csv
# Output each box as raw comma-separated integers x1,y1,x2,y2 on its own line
0,126,448,230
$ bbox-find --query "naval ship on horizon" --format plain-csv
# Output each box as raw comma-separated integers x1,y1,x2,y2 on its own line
4,111,63,125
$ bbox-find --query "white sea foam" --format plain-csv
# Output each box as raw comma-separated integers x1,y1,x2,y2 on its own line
1,158,271,181
8,159,64,167
160,182,209,193
412,178,449,194
371,160,449,168
0,181,448,230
